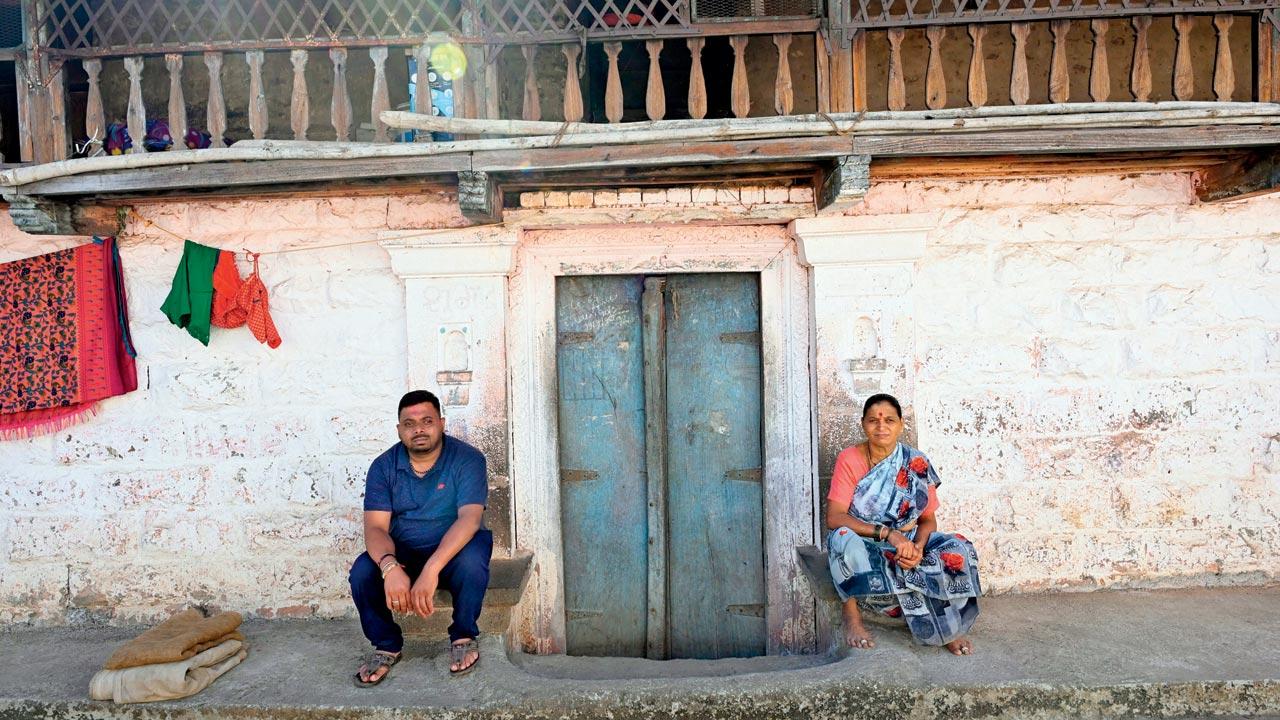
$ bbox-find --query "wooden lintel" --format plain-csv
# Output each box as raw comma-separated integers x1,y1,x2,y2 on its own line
870,149,1248,181
472,136,857,174
1194,147,1280,202
816,155,871,215
458,170,502,224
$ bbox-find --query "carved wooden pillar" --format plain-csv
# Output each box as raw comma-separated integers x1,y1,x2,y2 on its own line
967,25,988,108
1174,15,1195,100
1131,16,1152,102
165,54,187,146
1089,19,1110,102
1213,14,1236,101
645,40,665,120
730,35,750,118
204,52,226,148
925,26,946,110
605,42,624,123
1049,20,1070,104
246,50,268,140
887,28,906,111
562,44,584,122
773,34,793,115
124,57,147,154
370,47,391,142
83,59,104,156
522,46,541,121
1010,23,1031,106
290,49,310,141
330,47,352,141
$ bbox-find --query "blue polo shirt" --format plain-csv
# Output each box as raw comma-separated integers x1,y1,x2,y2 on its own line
363,435,488,550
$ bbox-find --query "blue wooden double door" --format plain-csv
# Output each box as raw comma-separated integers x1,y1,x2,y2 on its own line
556,273,766,659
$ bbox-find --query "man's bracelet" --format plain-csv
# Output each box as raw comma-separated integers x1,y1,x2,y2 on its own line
380,562,404,579
377,552,397,565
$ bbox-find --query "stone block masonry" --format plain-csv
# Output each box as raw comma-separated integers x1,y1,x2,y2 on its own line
0,191,508,625
838,173,1280,595
0,172,1277,626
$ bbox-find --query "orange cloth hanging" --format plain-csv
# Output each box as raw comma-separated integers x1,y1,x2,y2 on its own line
210,251,247,329
236,253,281,349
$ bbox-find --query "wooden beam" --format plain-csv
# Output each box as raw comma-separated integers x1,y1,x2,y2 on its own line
848,124,1280,156
12,126,1280,201
502,162,818,190
457,170,502,223
1194,147,1280,202
1,192,122,235
871,150,1247,181
20,156,472,196
473,136,857,173
816,154,871,214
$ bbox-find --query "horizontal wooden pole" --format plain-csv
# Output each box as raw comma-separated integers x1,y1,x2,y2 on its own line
382,103,1280,136
12,126,1280,199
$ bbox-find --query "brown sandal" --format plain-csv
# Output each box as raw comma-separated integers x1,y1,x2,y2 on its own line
449,639,479,676
353,650,400,688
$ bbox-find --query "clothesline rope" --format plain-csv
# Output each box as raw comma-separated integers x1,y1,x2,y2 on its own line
126,209,473,256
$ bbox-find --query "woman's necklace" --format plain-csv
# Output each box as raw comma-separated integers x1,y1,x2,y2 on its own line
864,443,890,467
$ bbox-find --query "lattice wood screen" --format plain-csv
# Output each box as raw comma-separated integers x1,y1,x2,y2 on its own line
32,0,707,53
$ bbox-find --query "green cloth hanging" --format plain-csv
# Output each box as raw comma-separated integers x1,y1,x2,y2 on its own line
160,240,220,346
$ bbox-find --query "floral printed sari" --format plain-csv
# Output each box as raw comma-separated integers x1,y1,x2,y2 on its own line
827,442,980,646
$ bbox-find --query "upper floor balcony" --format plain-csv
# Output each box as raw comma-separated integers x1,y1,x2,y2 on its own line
2,0,1280,232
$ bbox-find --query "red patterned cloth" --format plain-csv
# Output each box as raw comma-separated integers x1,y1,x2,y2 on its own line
237,253,281,349
0,237,137,438
210,250,247,329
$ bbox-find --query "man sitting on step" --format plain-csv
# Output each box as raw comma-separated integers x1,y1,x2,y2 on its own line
349,390,491,686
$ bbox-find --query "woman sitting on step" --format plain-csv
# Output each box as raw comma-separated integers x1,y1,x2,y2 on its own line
826,393,980,656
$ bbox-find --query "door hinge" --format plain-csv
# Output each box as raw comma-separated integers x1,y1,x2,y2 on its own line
558,331,595,345
726,603,765,617
560,468,599,483
719,331,760,345
724,467,763,482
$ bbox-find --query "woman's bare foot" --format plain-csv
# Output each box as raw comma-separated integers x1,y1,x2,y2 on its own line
841,599,876,650
945,637,973,656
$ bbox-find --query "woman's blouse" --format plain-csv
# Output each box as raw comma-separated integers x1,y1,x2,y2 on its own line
828,444,939,517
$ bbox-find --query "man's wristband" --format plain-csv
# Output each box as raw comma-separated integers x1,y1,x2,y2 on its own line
377,552,397,565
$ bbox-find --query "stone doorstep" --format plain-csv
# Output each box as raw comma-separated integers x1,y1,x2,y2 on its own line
397,553,531,638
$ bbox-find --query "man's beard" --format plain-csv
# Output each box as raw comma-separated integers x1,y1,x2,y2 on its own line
409,435,441,455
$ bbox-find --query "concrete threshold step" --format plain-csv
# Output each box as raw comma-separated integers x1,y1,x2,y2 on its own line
2,586,1278,720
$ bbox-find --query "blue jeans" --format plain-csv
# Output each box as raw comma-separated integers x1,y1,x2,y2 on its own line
349,529,492,652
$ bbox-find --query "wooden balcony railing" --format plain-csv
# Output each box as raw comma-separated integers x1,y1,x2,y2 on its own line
825,3,1280,111
5,0,1279,167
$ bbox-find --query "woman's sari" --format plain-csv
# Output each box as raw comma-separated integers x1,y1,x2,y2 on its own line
827,442,980,646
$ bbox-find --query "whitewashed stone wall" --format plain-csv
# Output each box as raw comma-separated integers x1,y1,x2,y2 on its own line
835,173,1280,594
0,171,1276,626
0,192,522,625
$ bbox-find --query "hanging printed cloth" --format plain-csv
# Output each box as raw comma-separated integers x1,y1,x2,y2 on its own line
236,253,281,349
0,237,138,439
160,240,220,346
210,250,246,329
